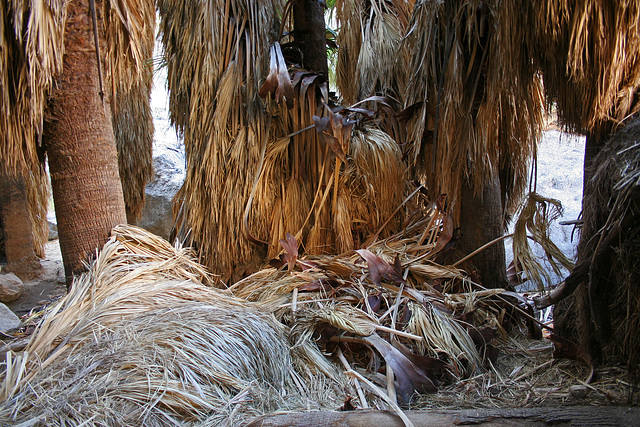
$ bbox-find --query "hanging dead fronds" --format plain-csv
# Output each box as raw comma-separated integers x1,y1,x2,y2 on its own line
105,0,156,222
576,117,640,383
24,165,51,258
159,0,283,282
403,0,544,219
511,193,575,290
0,0,67,176
522,0,640,134
336,0,414,105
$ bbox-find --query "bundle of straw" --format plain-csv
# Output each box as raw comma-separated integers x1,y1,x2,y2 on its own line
0,225,345,425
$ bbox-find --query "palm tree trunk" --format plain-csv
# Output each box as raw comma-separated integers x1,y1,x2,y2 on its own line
292,0,328,79
0,175,42,279
458,175,509,289
45,0,127,288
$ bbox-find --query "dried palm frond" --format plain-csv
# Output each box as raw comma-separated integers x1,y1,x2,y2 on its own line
335,0,414,145
0,225,346,425
24,164,51,258
105,0,156,222
511,193,575,290
404,0,544,219
159,0,283,282
336,0,414,105
0,0,67,176
521,0,640,134
231,202,509,398
576,118,640,382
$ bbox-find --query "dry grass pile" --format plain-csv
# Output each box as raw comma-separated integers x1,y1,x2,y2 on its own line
0,225,346,426
414,336,638,410
403,0,544,219
231,195,520,410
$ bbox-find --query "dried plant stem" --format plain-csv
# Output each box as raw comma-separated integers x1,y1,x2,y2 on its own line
344,369,414,427
336,348,369,409
453,234,514,267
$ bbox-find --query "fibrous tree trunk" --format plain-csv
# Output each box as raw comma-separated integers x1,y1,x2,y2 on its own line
554,131,606,343
292,0,328,80
0,175,42,279
45,0,127,288
458,175,509,289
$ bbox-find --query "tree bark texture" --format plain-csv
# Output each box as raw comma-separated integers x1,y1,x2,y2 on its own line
247,406,640,427
45,0,127,287
292,0,328,79
457,175,509,289
0,176,42,279
554,131,606,345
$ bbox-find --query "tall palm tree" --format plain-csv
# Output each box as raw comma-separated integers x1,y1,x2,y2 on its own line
1,0,154,287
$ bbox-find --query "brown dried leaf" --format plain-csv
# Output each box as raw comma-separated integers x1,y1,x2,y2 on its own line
278,232,298,271
363,334,438,403
356,249,405,286
433,215,453,254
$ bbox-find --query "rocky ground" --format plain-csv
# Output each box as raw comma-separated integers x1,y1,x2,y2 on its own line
1,240,65,332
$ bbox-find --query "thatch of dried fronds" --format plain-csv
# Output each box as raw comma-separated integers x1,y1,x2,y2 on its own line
105,0,156,222
414,335,639,409
158,0,283,282
24,164,51,258
511,193,574,291
0,0,67,176
254,118,407,260
0,225,347,426
404,0,544,219
231,203,508,385
335,0,414,105
521,0,640,135
577,117,640,383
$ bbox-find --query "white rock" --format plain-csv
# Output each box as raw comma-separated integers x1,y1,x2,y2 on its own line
0,302,20,333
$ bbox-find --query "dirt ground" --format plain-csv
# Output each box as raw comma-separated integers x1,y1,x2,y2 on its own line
5,240,66,317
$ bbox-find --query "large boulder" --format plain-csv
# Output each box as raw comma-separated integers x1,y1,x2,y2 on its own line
0,273,23,302
137,151,185,241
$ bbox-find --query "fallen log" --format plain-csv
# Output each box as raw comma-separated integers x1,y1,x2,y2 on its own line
246,406,640,427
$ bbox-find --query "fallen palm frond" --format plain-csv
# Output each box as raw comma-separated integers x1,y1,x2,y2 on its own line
511,193,575,290
232,200,515,400
0,225,346,426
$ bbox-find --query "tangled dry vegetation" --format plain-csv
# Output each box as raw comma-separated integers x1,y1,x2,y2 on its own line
0,201,636,426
